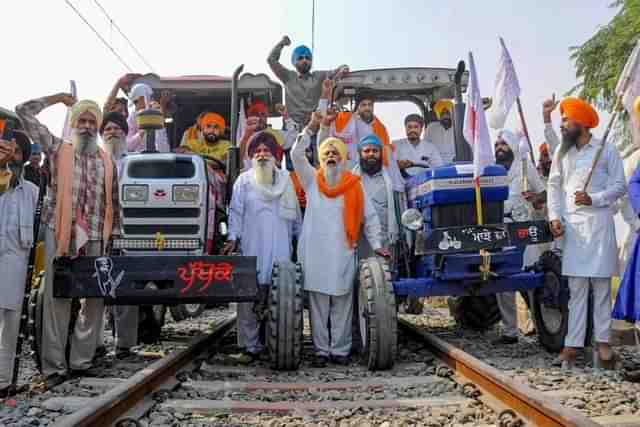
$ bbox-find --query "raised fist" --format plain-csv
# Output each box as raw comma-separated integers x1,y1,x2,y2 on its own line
281,35,291,47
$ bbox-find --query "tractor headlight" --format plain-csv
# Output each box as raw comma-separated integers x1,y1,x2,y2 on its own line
401,208,424,231
123,185,148,202
173,185,200,202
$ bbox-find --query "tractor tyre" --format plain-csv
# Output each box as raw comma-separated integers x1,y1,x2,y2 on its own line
448,295,501,331
358,258,397,371
267,261,304,371
170,303,206,322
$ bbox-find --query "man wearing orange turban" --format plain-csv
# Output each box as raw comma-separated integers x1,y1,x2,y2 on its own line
546,96,626,369
291,113,388,367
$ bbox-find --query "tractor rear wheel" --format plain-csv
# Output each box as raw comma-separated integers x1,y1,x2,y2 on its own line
358,258,397,371
267,261,304,371
448,295,501,331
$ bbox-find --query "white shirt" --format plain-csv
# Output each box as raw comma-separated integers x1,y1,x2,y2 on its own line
424,122,455,164
393,138,444,176
292,130,382,295
228,170,298,284
547,137,626,277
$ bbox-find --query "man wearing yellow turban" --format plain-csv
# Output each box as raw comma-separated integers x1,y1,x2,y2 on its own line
291,113,388,367
424,99,456,164
546,96,626,369
16,91,120,387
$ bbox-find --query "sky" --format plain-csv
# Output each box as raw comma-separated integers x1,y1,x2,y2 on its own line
3,0,617,152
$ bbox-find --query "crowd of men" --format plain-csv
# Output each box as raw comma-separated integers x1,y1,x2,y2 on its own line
1,34,639,393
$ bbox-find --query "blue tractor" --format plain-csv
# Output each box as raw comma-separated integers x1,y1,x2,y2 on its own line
330,65,568,371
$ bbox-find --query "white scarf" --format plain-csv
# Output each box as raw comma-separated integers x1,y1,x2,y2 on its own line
352,164,399,244
249,168,300,222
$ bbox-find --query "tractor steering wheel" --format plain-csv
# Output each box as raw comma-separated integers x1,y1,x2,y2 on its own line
201,155,227,172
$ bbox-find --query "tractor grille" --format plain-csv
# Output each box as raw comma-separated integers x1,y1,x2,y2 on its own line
123,224,200,235
123,208,200,218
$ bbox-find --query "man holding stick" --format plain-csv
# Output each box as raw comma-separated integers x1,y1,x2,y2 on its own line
547,97,626,368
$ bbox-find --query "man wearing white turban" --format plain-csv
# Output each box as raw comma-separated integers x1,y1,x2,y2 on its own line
17,92,120,387
492,129,545,345
126,83,171,153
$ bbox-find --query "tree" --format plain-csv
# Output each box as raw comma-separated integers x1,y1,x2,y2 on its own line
570,0,640,156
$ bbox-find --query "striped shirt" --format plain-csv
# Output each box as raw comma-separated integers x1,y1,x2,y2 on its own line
16,97,120,247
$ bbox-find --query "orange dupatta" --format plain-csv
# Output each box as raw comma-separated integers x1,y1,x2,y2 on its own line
334,112,394,166
315,169,364,248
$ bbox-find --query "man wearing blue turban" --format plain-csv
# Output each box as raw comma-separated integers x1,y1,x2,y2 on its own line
267,35,349,126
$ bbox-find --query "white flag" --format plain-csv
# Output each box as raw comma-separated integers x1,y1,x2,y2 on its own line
464,52,495,180
489,38,521,130
616,40,640,146
235,99,246,143
62,80,77,140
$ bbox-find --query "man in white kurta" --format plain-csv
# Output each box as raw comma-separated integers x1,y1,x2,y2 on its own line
394,114,444,177
547,97,626,367
0,132,38,395
493,129,546,344
292,117,385,367
225,131,299,360
425,100,456,164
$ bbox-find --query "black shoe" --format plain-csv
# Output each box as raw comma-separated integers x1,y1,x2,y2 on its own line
491,335,518,345
331,355,350,366
115,348,137,360
312,355,329,368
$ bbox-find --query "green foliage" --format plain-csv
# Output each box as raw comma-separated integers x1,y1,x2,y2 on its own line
570,0,640,111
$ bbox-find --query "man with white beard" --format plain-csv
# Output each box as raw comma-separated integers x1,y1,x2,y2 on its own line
547,97,626,368
98,112,139,360
292,112,388,367
17,93,120,387
223,131,300,362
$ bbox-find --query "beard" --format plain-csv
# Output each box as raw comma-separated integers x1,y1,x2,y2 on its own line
539,162,551,178
252,157,275,185
72,129,98,154
559,127,581,158
360,156,382,175
360,111,374,124
495,149,514,169
323,161,343,187
407,132,420,143
204,132,219,143
295,63,311,74
103,135,126,159
440,118,452,129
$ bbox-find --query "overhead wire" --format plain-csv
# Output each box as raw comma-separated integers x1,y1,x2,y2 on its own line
311,0,316,54
92,0,156,73
63,0,133,72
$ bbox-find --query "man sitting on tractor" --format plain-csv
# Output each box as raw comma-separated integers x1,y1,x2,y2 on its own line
493,129,546,345
126,83,171,153
394,113,444,177
292,112,387,367
425,100,456,164
224,131,300,363
178,112,230,253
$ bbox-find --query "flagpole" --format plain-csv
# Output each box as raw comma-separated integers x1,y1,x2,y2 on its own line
474,178,484,225
515,97,536,165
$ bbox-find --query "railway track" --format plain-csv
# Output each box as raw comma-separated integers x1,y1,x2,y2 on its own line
9,312,638,426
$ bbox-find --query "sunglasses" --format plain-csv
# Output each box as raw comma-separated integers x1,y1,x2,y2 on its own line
297,55,312,61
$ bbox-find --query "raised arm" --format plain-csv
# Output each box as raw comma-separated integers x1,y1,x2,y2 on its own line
291,114,322,190
104,73,141,113
16,93,76,156
542,96,561,154
267,36,294,83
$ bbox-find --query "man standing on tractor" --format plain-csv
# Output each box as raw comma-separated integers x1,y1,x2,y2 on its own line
292,112,387,367
317,80,404,192
394,113,444,177
267,35,348,127
492,129,546,345
17,93,120,387
547,97,626,369
126,83,171,153
223,131,300,362
0,130,39,396
425,100,456,164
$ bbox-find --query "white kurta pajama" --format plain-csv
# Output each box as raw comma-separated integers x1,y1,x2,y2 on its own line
228,169,299,353
497,150,545,338
548,136,626,347
424,122,456,164
292,130,382,357
393,138,444,176
0,179,38,387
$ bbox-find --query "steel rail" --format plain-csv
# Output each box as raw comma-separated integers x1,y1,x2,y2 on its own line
53,316,236,427
399,318,601,427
